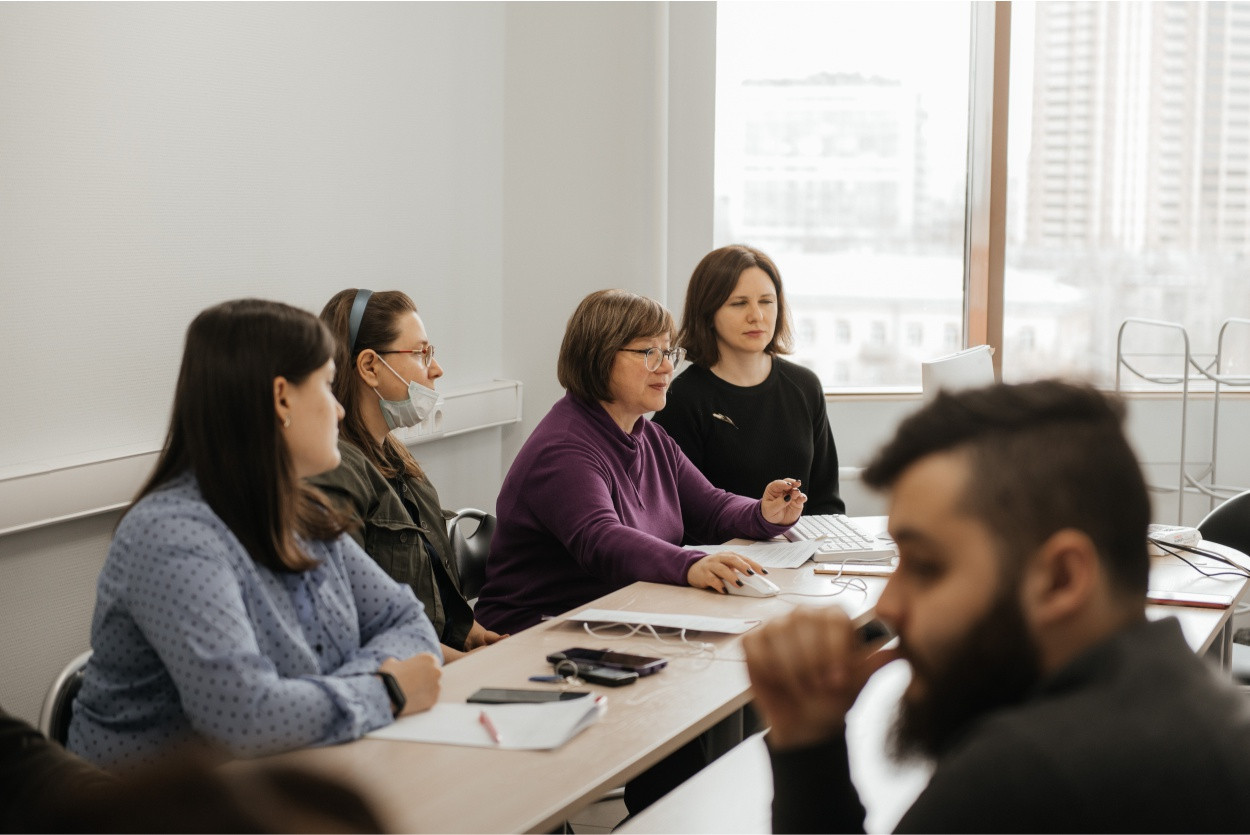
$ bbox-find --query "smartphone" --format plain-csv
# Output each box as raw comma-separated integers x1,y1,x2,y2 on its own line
573,666,639,687
852,610,897,646
1147,590,1233,609
814,563,895,577
466,688,590,704
546,648,668,676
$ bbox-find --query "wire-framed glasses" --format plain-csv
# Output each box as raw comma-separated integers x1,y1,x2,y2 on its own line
618,346,685,372
378,345,436,368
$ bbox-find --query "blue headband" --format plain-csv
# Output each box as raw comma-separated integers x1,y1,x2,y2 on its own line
348,289,374,353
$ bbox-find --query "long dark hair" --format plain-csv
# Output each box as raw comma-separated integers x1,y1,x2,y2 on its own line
133,299,349,572
320,289,425,480
677,244,794,368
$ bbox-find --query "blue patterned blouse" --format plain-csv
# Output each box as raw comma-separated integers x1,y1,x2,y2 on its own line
67,470,442,769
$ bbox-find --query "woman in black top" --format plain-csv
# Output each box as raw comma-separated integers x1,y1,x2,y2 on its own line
654,245,845,515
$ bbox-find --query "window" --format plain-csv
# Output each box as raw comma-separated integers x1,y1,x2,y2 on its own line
716,1,1250,392
715,1,971,389
943,323,960,351
1003,1,1250,387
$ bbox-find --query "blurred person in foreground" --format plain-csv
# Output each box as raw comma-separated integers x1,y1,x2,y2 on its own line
2,707,381,832
745,380,1250,833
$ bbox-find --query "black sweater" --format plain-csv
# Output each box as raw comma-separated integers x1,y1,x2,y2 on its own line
654,359,845,515
770,618,1250,833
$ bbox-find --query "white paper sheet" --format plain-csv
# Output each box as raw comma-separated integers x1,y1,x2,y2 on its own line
366,696,605,750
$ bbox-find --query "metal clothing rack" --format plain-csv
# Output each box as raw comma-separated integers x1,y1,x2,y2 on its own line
1116,318,1250,524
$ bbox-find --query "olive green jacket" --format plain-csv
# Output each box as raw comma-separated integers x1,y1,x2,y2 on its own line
310,440,474,650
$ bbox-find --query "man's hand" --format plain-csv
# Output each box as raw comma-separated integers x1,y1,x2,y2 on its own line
743,608,899,750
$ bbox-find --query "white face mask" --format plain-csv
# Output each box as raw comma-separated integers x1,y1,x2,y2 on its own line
375,357,444,430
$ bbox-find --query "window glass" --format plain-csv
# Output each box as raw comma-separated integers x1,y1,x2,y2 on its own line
1004,2,1250,389
715,1,973,389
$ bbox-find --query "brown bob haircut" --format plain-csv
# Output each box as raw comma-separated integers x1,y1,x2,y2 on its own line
677,244,794,368
133,299,348,573
320,288,426,481
558,289,676,404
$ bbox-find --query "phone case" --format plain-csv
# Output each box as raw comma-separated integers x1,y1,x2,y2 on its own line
576,665,639,687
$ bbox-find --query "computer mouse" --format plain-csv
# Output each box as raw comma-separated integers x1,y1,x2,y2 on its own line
725,572,781,598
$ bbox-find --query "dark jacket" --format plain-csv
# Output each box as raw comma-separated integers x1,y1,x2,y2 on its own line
310,440,474,650
770,617,1250,833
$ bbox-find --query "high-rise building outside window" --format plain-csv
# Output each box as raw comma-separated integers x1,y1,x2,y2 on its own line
1006,1,1250,389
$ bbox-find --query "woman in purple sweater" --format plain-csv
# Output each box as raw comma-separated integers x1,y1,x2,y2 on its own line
475,289,806,635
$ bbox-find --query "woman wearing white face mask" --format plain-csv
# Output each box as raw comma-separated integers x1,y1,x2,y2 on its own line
310,289,505,660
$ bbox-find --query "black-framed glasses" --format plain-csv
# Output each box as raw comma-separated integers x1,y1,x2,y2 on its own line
378,345,437,368
618,346,685,372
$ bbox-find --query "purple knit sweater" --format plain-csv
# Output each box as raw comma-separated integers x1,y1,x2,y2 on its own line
474,393,791,633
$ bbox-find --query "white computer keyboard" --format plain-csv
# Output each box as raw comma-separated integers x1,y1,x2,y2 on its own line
782,515,898,563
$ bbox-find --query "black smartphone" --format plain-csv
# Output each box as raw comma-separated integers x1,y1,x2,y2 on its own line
852,610,897,646
466,688,590,704
573,665,638,687
546,647,667,676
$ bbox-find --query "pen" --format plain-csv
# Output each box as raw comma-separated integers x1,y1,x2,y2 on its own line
529,675,565,683
479,710,502,745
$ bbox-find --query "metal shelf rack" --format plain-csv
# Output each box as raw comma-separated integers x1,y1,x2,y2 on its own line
1115,318,1250,524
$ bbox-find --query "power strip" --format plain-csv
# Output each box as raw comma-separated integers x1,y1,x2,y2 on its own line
1147,523,1202,556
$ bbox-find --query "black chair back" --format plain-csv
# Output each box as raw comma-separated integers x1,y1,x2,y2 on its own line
1197,490,1250,557
448,509,495,602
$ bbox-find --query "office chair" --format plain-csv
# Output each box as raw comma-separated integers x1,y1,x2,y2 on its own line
1200,492,1250,683
1197,490,1250,558
447,508,495,603
38,649,92,746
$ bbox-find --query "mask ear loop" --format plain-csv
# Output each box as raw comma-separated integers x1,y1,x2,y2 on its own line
348,289,374,353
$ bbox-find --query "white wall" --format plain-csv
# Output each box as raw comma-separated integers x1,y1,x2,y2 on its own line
500,2,668,455
0,1,511,724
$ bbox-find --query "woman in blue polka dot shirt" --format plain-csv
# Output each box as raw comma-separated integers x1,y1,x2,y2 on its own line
67,299,444,769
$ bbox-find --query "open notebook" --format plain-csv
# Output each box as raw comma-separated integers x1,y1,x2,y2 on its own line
367,694,606,750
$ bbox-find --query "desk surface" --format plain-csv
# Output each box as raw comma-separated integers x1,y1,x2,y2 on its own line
260,520,1250,834
262,581,784,834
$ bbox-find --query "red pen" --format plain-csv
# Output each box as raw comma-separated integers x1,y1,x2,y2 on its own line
479,710,502,745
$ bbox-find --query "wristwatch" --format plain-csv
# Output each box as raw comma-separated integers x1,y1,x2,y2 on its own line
375,670,406,716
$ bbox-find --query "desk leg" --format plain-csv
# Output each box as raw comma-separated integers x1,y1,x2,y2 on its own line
1221,617,1234,673
704,708,745,760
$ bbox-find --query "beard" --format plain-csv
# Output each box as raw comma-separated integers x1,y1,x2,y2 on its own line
888,588,1042,763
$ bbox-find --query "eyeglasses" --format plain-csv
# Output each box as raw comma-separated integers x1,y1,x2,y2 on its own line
378,345,437,368
618,346,686,372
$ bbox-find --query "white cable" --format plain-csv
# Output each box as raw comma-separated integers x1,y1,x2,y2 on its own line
580,620,716,656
